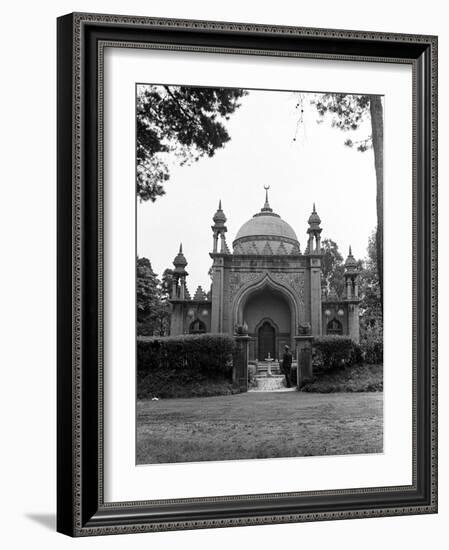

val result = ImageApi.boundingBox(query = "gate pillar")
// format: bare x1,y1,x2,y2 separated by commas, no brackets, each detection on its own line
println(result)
234,331,251,393
294,335,314,388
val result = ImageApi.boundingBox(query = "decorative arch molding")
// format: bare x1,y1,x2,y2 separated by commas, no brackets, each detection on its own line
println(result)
232,273,299,329
254,316,281,336
229,270,304,307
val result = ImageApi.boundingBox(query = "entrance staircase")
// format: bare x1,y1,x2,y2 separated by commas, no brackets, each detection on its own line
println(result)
251,360,287,391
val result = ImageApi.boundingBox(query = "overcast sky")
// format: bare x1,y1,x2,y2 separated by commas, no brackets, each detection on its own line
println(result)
137,88,378,292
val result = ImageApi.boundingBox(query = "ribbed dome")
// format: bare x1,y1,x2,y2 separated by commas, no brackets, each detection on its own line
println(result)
235,213,298,242
233,212,300,255
232,189,300,255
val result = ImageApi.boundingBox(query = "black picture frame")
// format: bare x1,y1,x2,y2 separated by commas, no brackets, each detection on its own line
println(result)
57,12,438,536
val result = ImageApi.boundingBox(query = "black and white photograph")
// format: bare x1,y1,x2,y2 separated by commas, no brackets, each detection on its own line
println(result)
136,84,384,465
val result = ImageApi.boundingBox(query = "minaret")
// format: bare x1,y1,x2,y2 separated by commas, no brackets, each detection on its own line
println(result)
307,203,323,335
344,246,361,343
344,246,359,299
211,200,229,253
172,243,189,300
307,203,322,253
210,200,230,333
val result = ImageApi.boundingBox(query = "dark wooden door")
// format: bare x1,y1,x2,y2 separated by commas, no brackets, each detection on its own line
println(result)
258,321,275,360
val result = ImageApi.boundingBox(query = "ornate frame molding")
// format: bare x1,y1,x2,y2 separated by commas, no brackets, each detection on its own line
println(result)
57,12,437,537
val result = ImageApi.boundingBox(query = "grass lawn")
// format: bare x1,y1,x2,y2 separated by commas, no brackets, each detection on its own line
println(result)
137,391,383,464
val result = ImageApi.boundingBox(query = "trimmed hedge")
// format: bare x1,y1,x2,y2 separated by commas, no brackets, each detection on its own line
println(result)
137,333,237,399
312,335,355,370
300,363,383,393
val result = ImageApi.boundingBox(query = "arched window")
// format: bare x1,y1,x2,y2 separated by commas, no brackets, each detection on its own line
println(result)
327,318,343,335
189,319,206,334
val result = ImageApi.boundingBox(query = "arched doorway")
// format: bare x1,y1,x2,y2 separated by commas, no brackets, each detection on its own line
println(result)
327,318,343,335
258,321,276,360
240,285,292,360
189,319,206,334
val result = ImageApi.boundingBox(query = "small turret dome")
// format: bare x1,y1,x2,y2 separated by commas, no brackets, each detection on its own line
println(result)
173,243,188,275
212,200,227,226
345,246,358,270
308,203,321,228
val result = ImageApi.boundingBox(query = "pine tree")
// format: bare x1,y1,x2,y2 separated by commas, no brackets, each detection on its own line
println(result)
137,85,246,202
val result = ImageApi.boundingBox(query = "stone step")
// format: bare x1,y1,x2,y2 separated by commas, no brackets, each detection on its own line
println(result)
256,368,281,375
254,376,287,391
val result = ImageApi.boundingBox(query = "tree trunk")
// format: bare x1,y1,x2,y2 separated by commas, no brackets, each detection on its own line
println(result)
370,96,384,312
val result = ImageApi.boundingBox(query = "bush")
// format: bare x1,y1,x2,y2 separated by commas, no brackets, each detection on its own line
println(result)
351,342,364,365
138,333,236,374
359,323,383,364
360,330,383,364
300,363,383,393
312,336,355,370
137,333,237,398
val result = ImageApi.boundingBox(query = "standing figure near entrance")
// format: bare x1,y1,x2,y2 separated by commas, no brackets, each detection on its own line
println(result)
281,345,293,388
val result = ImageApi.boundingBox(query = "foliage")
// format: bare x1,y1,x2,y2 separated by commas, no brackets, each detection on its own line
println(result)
314,93,372,150
357,228,383,363
300,363,383,393
137,257,171,336
137,333,237,399
138,372,237,400
320,238,345,296
360,324,383,364
312,335,355,370
137,85,246,201
138,333,236,373
358,228,382,328
312,93,384,306
160,268,174,301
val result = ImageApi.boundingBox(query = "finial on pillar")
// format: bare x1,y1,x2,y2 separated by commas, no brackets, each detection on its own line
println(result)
308,203,321,228
344,245,358,271
173,243,188,272
212,201,227,227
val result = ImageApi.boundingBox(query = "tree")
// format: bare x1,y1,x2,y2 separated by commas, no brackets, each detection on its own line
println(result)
358,228,382,329
161,268,174,301
312,93,384,308
136,257,172,336
358,229,383,361
137,85,246,202
158,268,175,336
321,238,345,297
136,257,161,336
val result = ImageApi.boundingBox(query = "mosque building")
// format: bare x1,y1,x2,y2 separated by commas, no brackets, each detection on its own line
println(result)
169,188,360,361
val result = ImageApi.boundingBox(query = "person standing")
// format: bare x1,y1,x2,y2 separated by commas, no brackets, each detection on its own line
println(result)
281,345,293,388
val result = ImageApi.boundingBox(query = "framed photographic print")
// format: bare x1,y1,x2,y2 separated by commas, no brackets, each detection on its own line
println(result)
57,12,438,536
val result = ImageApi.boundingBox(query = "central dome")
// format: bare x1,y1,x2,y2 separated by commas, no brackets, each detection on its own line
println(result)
233,190,300,255
235,213,298,242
